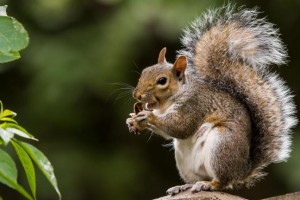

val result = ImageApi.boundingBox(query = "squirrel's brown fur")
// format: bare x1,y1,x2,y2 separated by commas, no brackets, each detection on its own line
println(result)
126,4,297,194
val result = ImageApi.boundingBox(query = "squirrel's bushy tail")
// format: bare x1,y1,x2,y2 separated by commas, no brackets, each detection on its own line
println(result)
179,4,298,186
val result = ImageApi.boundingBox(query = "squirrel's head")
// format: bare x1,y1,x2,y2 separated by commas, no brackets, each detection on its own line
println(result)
133,47,187,110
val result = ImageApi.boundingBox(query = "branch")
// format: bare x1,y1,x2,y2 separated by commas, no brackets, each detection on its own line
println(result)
155,190,300,200
263,192,300,200
154,190,246,200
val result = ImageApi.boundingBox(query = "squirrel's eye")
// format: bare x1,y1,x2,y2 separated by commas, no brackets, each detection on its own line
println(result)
157,77,167,85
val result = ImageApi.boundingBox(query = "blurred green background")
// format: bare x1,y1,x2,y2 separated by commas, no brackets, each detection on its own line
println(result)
0,0,299,199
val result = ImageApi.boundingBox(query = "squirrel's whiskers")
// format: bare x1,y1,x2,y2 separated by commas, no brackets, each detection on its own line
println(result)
107,82,135,104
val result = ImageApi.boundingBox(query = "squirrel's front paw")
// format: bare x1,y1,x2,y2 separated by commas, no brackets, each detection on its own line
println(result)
133,110,153,130
126,115,139,134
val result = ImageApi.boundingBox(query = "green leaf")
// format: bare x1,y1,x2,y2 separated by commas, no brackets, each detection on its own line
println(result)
2,123,37,141
0,50,20,63
0,101,3,115
0,117,17,124
0,149,33,200
0,149,16,184
11,140,36,199
19,142,61,199
0,109,17,118
7,127,37,141
0,6,29,63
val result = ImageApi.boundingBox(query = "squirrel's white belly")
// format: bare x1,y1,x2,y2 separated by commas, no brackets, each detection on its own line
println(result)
173,123,218,183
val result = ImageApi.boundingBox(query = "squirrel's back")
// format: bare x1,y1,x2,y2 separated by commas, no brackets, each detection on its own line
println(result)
178,4,298,186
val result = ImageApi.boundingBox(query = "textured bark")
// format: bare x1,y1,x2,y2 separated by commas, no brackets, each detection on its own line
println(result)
155,191,300,200
263,192,300,200
154,191,246,200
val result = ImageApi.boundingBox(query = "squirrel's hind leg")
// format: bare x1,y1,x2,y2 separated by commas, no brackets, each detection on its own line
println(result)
207,124,251,189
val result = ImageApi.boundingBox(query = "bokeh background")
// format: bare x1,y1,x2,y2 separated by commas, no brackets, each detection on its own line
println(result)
0,0,299,199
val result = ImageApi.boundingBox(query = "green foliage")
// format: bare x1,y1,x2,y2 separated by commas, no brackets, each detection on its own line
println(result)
11,140,36,199
0,149,32,200
0,6,29,63
0,100,61,199
0,5,60,200
19,142,61,199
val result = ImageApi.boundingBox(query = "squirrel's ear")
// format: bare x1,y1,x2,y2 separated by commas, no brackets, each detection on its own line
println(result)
158,47,167,63
173,56,187,80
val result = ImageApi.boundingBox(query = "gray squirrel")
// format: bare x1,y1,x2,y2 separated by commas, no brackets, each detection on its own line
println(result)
126,5,298,195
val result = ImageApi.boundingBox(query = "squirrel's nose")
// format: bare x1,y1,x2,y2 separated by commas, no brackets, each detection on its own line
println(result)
133,89,142,100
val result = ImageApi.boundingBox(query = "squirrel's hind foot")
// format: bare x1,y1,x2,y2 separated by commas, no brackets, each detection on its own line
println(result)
166,181,221,196
166,184,193,196
191,180,221,193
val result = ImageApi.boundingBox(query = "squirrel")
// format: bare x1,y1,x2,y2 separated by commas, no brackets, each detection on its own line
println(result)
126,4,298,195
